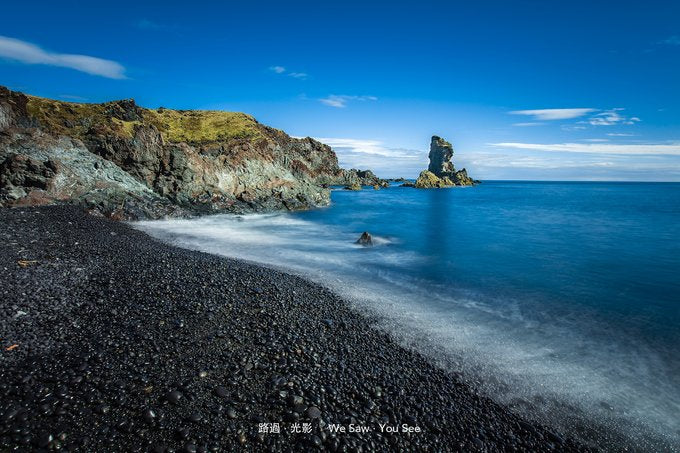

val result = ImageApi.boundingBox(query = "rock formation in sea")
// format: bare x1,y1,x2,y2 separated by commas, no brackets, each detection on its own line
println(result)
356,231,373,246
0,87,385,219
413,136,477,188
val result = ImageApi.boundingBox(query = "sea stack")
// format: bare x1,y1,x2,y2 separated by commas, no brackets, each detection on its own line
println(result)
414,136,476,188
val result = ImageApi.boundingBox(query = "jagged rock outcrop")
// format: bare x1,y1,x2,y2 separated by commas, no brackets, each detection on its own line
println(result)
356,231,373,246
415,170,454,188
0,87,379,219
335,168,389,188
413,136,477,188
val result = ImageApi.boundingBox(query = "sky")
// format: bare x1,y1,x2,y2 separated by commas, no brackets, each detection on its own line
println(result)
1,0,680,180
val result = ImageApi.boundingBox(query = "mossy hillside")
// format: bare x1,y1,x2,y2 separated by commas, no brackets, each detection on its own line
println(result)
25,95,263,144
143,109,263,143
26,96,132,139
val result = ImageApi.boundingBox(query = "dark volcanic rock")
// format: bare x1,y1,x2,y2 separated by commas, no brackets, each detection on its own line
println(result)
356,231,373,246
413,136,477,187
0,205,597,452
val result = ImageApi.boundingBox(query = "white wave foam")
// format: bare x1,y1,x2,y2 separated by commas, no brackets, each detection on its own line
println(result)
133,212,680,450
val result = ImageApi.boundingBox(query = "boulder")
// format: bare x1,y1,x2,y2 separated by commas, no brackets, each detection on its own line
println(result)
344,183,362,191
356,231,373,246
414,170,454,188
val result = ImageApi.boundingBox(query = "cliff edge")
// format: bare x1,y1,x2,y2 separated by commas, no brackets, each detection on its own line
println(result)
0,87,378,219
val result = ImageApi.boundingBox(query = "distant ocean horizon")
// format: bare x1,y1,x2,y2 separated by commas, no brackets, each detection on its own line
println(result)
136,180,680,450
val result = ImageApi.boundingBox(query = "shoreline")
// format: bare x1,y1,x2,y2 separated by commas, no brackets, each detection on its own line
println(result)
1,205,590,451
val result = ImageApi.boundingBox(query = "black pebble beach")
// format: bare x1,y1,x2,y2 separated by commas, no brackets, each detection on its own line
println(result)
0,206,591,452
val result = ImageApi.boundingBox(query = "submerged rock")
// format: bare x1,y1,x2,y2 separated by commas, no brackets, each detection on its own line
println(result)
356,231,373,246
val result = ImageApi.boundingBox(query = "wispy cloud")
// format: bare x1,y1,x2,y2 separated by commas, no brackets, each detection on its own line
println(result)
607,133,636,137
510,107,642,128
288,72,308,79
269,65,286,74
459,151,680,181
0,35,126,79
660,35,680,46
586,108,640,126
313,137,425,176
490,142,680,155
319,95,377,108
268,66,307,79
513,122,545,127
561,124,588,131
510,108,595,120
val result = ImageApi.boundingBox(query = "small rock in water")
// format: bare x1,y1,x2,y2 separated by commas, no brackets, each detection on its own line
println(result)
356,232,373,247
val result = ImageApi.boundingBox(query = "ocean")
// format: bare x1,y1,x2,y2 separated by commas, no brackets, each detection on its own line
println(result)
135,181,680,450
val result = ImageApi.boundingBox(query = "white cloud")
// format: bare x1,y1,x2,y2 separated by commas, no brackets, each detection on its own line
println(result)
269,65,286,74
587,108,640,126
319,95,378,108
513,122,544,127
464,152,618,170
490,142,680,155
457,151,680,181
269,66,308,79
510,108,595,120
582,138,609,142
510,108,642,128
607,133,636,137
561,124,588,131
0,35,126,79
312,137,425,176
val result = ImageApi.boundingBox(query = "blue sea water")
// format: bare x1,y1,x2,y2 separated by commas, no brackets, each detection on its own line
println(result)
136,181,680,450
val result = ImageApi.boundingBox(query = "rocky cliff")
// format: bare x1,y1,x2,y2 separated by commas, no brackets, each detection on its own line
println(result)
0,87,380,219
413,136,477,188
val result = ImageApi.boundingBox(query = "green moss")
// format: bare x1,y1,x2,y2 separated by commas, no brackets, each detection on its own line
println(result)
142,109,262,143
25,94,263,144
26,96,135,139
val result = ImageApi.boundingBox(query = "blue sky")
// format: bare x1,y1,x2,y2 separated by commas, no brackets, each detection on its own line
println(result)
1,0,679,180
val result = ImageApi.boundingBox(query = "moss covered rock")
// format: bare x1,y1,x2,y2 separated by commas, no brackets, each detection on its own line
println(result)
414,170,451,188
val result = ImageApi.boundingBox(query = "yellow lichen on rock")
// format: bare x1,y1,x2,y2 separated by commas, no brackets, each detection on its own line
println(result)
414,170,452,188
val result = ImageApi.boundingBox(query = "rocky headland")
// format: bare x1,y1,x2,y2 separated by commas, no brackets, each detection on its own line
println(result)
408,136,477,188
0,87,385,220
